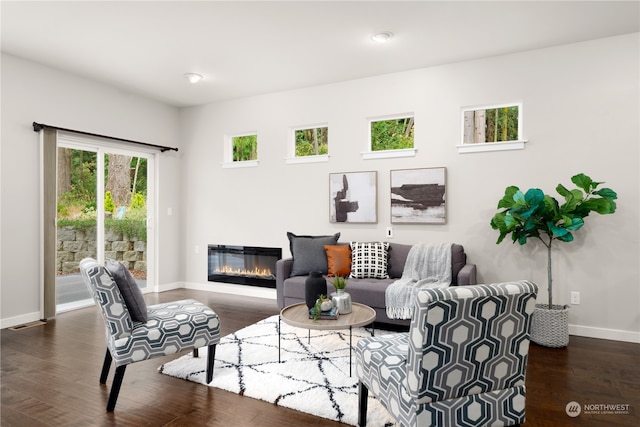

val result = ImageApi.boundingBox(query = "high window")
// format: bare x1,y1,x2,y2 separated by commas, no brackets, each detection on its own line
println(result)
285,124,329,164
232,134,258,161
224,132,259,168
459,103,525,153
363,114,417,160
295,126,328,157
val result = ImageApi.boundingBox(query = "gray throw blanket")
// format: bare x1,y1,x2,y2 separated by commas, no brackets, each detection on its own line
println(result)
385,242,452,319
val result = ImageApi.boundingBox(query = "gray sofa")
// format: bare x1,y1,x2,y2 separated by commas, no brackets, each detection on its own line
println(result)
276,242,477,326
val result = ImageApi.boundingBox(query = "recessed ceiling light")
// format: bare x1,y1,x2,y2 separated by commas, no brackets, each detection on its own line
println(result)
371,32,393,43
184,73,204,84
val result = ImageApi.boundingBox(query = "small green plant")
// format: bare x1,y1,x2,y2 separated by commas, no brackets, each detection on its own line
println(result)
131,193,145,209
490,173,617,308
125,206,147,221
79,205,97,220
312,299,322,322
312,294,331,322
104,191,115,214
331,276,348,290
57,219,96,233
57,203,69,217
107,219,147,240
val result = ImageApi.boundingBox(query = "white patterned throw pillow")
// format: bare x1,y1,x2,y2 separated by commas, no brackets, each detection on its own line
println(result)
349,242,390,279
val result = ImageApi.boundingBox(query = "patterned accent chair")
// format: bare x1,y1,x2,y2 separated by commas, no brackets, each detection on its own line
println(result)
355,281,538,427
79,258,221,411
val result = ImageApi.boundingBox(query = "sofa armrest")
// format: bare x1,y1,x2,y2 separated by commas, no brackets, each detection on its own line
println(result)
276,258,294,309
456,263,477,286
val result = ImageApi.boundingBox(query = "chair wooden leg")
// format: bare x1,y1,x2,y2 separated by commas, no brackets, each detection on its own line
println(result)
100,349,112,384
206,344,216,384
106,365,127,412
358,381,369,427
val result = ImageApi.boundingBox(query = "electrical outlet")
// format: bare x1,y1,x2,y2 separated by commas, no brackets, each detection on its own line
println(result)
570,292,580,305
386,227,393,239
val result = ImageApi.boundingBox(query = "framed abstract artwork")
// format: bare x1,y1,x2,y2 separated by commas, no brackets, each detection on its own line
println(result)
390,167,446,224
329,171,377,223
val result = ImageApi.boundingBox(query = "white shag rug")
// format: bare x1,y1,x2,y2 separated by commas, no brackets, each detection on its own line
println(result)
159,315,399,426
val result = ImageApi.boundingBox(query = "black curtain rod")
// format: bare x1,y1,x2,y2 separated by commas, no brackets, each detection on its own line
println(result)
32,122,179,153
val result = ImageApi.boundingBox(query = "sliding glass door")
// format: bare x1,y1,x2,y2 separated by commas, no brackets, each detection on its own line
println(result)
55,134,154,312
56,146,97,310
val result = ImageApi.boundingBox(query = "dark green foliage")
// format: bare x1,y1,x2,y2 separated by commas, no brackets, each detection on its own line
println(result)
58,149,148,219
131,157,147,194
70,149,97,201
295,127,328,156
490,173,617,307
233,135,258,161
491,173,616,246
371,117,414,151
485,106,519,142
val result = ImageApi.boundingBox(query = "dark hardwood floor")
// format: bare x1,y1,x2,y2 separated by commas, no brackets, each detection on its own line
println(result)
2,289,639,426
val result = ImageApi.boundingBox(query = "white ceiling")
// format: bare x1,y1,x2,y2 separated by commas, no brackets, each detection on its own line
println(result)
2,1,638,108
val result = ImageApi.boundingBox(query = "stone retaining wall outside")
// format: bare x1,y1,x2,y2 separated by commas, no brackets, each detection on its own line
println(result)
57,225,147,273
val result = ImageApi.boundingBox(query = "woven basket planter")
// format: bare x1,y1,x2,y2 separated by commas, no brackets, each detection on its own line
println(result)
530,304,569,348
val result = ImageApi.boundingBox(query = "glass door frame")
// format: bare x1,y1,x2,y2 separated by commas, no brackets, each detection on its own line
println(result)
55,132,157,302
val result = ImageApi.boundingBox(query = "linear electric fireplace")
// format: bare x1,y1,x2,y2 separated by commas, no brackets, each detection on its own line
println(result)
208,245,282,288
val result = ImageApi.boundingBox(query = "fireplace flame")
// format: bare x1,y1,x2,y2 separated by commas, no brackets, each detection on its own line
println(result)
214,265,274,279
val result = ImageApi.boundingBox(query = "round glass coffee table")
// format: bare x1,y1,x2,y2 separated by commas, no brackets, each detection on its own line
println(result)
279,302,376,376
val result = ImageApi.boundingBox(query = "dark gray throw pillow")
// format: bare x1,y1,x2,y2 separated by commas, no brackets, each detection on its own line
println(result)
287,232,340,276
105,259,148,323
388,243,411,279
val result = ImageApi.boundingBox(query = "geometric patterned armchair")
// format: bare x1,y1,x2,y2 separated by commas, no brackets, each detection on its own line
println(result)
79,258,221,411
356,280,538,427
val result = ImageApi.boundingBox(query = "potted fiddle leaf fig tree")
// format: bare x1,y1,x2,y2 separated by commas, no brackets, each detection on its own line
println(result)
490,173,617,347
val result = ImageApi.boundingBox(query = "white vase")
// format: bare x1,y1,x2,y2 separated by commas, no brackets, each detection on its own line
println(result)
320,300,333,311
331,289,352,314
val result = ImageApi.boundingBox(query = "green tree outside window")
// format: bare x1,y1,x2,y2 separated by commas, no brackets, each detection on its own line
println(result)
233,135,258,161
295,127,328,156
371,117,414,151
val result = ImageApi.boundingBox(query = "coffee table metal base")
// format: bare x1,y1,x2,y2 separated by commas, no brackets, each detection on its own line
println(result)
278,302,377,377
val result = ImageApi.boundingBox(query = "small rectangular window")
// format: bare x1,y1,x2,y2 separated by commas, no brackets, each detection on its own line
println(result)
463,104,520,144
232,134,257,162
295,126,328,157
370,115,414,151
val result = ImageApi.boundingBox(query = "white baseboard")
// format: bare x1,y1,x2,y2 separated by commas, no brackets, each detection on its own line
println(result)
153,281,184,293
1,311,43,329
56,298,95,313
569,324,640,344
183,281,277,300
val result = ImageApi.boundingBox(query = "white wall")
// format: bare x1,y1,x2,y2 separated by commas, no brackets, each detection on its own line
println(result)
0,54,182,327
2,34,638,342
180,34,639,342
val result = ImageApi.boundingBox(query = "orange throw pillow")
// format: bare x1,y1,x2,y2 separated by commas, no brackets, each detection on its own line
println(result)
324,245,352,277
